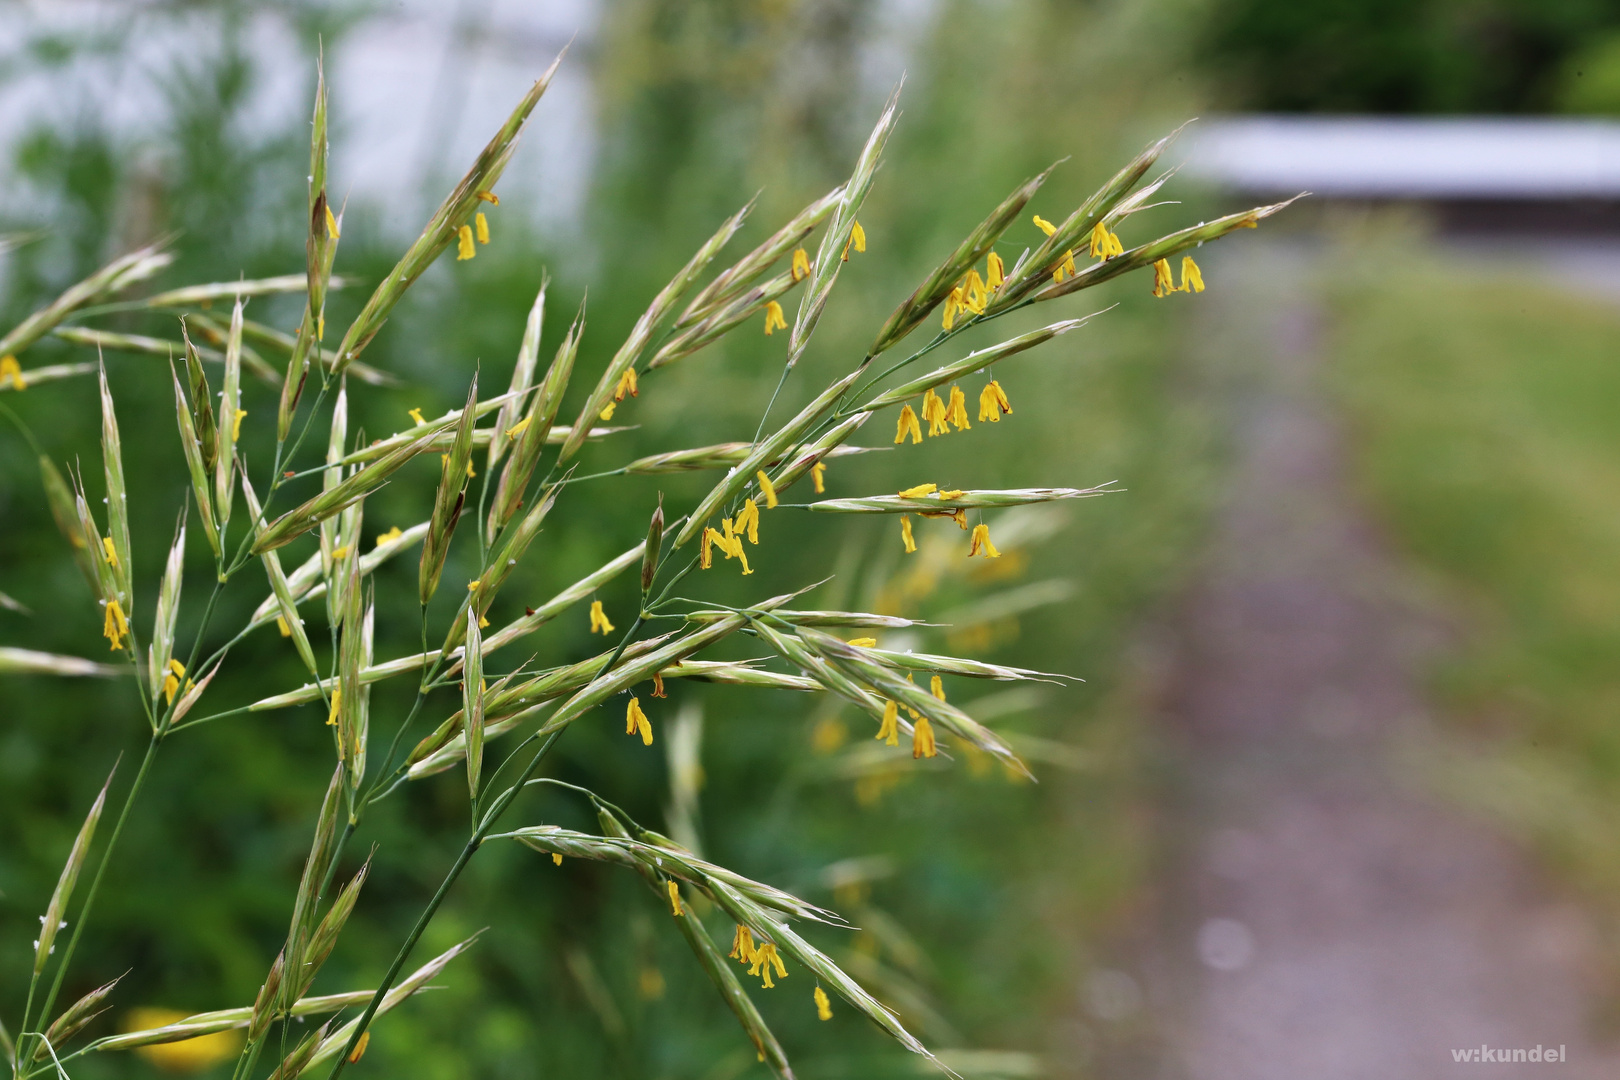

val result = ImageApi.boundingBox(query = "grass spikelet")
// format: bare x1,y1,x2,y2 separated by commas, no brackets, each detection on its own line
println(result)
34,765,114,975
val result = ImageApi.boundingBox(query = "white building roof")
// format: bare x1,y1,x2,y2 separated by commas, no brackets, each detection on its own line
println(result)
1179,116,1620,199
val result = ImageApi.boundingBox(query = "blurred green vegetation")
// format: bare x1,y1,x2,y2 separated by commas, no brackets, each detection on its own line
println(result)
0,3,1226,1078
1329,243,1620,951
1190,0,1620,113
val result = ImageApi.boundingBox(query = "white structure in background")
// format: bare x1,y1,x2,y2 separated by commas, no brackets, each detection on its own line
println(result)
1179,116,1620,201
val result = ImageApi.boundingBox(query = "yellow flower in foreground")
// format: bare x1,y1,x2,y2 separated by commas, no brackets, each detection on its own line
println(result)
666,879,682,916
876,700,899,745
791,247,811,281
408,407,426,426
736,498,760,545
763,300,788,336
978,380,1011,422
233,408,247,440
456,224,475,261
968,522,1000,559
1180,255,1205,293
841,220,866,261
326,687,342,726
1151,258,1175,298
900,515,916,554
324,203,341,240
614,366,638,401
811,461,827,494
912,715,937,759
589,600,615,635
126,1008,242,1073
947,385,970,431
898,482,937,498
749,941,787,988
627,696,653,745
103,598,129,650
755,469,778,509
931,675,946,702
0,355,25,390
102,536,119,570
1032,214,1056,237
475,211,490,245
921,389,949,436
814,986,833,1021
985,251,1005,289
375,525,403,548
730,924,757,964
895,405,922,445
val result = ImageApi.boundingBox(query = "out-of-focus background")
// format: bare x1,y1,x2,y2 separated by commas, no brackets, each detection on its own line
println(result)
5,1,1620,1078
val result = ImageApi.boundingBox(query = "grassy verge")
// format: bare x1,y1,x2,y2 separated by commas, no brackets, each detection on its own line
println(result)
1329,243,1620,928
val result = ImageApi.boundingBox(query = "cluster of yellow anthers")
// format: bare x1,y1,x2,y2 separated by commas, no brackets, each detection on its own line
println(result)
160,659,193,706
729,924,789,989
891,482,1001,561
699,470,779,574
0,354,24,390
1151,255,1204,298
894,379,1009,445
455,191,499,261
588,599,615,635
870,668,948,759
940,252,1000,331
599,366,640,421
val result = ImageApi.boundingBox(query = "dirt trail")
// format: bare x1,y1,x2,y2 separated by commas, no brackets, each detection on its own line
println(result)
1089,245,1617,1079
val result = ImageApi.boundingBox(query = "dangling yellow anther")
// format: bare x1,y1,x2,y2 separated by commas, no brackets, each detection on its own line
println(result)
1152,258,1175,298
730,924,757,964
614,366,638,401
408,407,426,426
947,385,970,431
877,700,900,745
327,687,342,726
814,986,833,1021
589,600,615,634
456,225,475,261
921,388,949,436
841,220,866,261
103,598,129,650
234,408,247,440
102,537,119,570
1053,249,1077,283
749,941,787,988
978,380,1011,422
912,715,937,758
969,522,1001,559
506,416,532,440
475,212,490,245
1032,214,1057,237
1179,255,1205,293
895,405,922,445
599,401,616,421
985,252,1005,289
763,300,788,336
900,516,916,554
755,470,778,509
476,191,499,205
627,696,653,745
277,616,291,637
963,270,988,314
736,498,760,545
942,286,964,330
552,852,563,865
1088,220,1123,260
899,483,937,498
0,355,24,390
791,248,811,281
375,526,403,548
162,659,189,705
324,204,341,240
347,1032,369,1064
810,461,827,494
930,675,946,702
666,879,682,916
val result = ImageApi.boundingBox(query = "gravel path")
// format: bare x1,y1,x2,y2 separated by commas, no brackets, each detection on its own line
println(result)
1086,245,1618,1079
